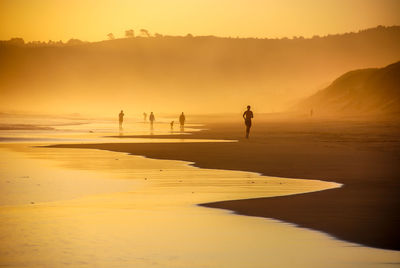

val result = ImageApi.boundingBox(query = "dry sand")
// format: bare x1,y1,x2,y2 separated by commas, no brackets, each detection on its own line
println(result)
50,116,400,250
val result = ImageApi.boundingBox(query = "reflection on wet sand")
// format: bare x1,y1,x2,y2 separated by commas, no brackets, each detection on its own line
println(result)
1,144,399,267
0,116,205,145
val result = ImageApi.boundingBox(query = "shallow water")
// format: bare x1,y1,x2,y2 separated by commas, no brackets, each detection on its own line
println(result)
0,115,210,144
1,144,399,267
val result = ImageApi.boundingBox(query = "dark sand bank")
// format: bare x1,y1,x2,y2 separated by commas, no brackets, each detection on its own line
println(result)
48,117,400,250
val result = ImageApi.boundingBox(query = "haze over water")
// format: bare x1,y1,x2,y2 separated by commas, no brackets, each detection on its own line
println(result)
0,114,220,144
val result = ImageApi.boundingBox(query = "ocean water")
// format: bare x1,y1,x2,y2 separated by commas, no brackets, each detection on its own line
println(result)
0,114,229,144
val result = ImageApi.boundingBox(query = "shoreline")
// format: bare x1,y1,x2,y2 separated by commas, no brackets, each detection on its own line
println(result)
3,143,399,267
47,119,400,250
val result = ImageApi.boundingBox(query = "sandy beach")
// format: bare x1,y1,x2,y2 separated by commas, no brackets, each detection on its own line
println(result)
0,115,399,267
50,116,400,250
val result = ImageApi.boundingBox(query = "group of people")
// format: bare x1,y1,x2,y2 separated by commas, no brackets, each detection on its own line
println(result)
118,111,186,131
118,105,254,138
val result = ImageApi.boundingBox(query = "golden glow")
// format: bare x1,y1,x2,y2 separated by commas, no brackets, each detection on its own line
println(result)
1,144,398,267
0,0,399,116
0,0,399,41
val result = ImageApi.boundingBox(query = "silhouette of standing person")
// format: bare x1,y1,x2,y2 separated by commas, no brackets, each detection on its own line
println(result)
243,105,253,139
143,112,147,122
179,112,186,132
119,110,124,129
170,121,174,132
149,112,155,129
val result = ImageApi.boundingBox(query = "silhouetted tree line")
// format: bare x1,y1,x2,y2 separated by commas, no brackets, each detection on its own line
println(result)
0,25,398,48
0,37,87,47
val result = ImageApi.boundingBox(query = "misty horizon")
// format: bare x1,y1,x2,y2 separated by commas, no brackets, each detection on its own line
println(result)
1,25,400,117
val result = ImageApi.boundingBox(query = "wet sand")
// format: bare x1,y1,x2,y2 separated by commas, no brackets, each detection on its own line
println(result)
2,144,400,267
2,144,374,268
50,117,400,250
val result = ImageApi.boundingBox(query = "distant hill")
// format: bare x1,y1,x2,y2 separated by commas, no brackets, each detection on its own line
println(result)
295,61,400,118
1,26,400,115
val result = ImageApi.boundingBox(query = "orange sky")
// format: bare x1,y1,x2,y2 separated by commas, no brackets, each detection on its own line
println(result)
0,0,399,42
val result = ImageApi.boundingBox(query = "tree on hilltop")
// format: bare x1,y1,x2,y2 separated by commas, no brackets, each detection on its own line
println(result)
125,29,134,38
140,29,150,37
107,33,115,40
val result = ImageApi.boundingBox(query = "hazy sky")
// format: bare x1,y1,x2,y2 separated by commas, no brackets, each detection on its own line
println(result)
0,0,399,42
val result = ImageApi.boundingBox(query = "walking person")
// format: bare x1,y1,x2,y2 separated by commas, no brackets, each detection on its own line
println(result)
149,112,155,129
119,110,124,129
179,112,186,132
242,105,253,139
